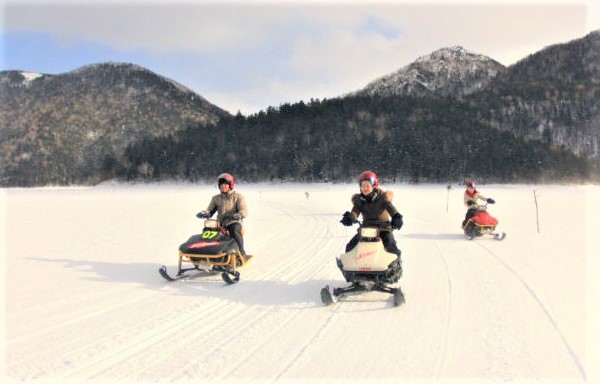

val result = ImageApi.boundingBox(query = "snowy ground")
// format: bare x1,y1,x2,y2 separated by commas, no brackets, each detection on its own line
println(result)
2,182,600,384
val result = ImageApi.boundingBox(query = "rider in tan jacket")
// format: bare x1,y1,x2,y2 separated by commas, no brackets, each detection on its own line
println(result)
197,173,248,256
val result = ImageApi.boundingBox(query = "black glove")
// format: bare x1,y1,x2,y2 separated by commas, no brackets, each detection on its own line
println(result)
391,213,403,230
231,213,243,220
341,211,355,226
487,198,495,204
196,211,210,219
467,200,475,205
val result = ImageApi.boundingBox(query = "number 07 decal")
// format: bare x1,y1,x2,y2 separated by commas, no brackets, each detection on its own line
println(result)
202,230,218,239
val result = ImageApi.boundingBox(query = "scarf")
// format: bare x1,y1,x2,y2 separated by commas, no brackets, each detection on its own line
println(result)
465,189,478,199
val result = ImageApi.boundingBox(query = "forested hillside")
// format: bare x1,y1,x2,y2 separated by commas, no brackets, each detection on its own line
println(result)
1,32,598,186
120,95,593,184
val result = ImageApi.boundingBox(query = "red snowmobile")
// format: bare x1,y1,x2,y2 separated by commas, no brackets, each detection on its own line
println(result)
462,203,506,241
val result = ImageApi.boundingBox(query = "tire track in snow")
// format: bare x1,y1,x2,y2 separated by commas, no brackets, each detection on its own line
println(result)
46,298,242,382
211,307,316,381
121,198,342,381
11,283,250,379
48,280,293,382
430,240,453,380
410,211,585,379
111,298,289,381
16,191,374,381
6,290,169,375
242,199,341,284
135,198,338,379
473,241,587,381
232,201,310,282
6,289,156,345
272,302,344,381
198,199,346,380
408,216,454,380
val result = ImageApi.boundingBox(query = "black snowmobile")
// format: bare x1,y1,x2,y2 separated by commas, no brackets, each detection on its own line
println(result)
321,222,405,307
159,219,252,284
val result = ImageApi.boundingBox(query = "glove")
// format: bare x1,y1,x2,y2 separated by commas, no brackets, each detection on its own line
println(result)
341,211,355,226
467,200,475,205
196,211,210,219
487,198,495,204
231,213,243,220
391,213,403,230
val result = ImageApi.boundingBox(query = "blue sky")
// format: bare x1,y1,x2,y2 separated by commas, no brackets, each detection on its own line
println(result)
1,0,598,115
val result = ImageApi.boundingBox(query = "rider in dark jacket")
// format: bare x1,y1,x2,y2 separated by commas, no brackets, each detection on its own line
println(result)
341,171,403,258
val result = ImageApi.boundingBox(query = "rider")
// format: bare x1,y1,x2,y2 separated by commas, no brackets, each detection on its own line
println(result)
341,171,403,259
196,173,248,258
461,180,496,228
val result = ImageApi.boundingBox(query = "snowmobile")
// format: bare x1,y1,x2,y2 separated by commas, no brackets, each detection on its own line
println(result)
159,219,252,284
462,203,506,241
321,223,405,307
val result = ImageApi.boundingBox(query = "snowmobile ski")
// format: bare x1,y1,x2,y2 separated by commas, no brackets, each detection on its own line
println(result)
320,283,405,307
320,285,335,306
393,287,406,306
221,270,241,284
494,232,507,241
465,231,506,241
159,265,190,281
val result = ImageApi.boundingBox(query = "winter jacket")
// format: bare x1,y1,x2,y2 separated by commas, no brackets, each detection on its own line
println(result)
204,190,248,227
349,189,399,231
464,189,488,209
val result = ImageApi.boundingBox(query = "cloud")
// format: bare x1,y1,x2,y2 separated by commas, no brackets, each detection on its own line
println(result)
2,0,597,114
5,2,589,61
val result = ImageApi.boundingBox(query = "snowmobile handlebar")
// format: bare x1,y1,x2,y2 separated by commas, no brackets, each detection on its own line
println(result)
477,203,489,211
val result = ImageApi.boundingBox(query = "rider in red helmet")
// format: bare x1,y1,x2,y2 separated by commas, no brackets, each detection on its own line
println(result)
341,171,403,260
197,173,248,257
461,179,495,231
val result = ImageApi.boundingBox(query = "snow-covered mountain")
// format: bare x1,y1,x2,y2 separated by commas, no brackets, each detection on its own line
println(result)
0,62,230,185
355,46,505,98
351,31,600,162
481,30,600,160
1,32,598,187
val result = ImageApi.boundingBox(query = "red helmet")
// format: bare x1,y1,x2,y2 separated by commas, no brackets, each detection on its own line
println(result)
217,173,235,189
466,180,476,189
358,171,379,188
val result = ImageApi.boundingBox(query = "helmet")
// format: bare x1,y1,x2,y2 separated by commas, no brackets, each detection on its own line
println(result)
358,171,379,188
217,173,235,189
466,180,476,189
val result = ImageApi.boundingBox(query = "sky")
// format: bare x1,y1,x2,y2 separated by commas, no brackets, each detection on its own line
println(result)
1,0,599,115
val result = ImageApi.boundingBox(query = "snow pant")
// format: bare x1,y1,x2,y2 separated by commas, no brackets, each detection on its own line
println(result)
462,208,478,228
345,231,401,258
226,222,246,256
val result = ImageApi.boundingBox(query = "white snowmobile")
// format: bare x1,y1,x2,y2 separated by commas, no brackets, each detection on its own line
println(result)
159,219,252,284
321,223,405,307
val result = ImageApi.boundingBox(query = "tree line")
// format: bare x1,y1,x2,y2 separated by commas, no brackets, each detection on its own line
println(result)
116,95,594,184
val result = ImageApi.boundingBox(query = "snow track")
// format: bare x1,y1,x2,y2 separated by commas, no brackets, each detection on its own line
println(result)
473,240,586,381
3,184,596,383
